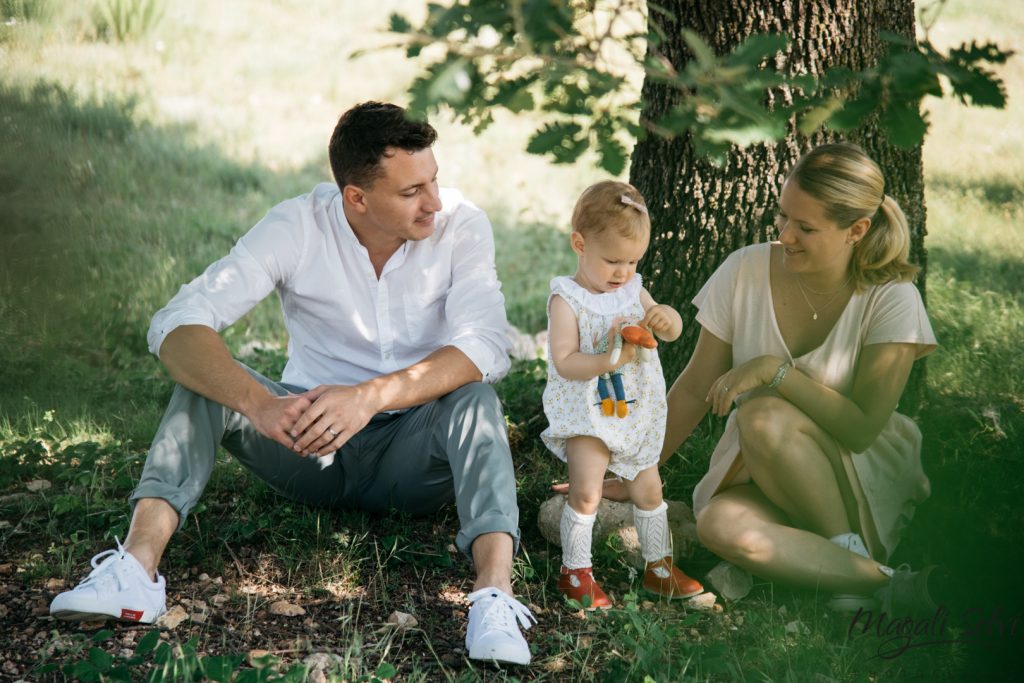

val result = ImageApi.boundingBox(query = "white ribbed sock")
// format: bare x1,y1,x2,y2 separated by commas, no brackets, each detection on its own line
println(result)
634,501,671,563
560,504,596,570
829,532,869,558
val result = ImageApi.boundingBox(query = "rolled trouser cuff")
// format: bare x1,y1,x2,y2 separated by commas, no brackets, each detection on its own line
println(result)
128,485,193,532
455,511,521,559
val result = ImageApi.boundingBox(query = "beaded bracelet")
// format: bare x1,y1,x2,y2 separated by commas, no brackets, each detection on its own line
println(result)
768,360,792,390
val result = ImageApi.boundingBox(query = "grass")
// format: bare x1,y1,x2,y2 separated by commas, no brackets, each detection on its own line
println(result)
1,0,1022,680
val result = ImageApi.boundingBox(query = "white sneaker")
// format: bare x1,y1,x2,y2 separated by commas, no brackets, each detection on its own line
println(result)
826,532,878,612
50,540,166,623
465,587,535,665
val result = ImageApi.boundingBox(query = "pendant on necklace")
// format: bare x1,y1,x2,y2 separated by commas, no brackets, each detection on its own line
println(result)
812,313,818,320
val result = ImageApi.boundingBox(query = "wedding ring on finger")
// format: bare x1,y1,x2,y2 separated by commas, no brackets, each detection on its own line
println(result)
327,427,339,437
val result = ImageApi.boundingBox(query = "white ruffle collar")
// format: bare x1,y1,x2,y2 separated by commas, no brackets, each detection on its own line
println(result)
550,274,642,314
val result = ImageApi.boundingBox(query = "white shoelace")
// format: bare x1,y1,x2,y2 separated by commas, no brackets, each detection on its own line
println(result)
76,538,132,592
467,588,536,633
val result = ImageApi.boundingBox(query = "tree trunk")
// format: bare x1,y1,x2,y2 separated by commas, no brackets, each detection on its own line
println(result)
631,0,927,410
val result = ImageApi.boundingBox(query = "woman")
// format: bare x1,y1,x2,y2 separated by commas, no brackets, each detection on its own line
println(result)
566,142,938,613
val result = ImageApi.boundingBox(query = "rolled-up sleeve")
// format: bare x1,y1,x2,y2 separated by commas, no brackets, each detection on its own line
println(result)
147,201,305,358
444,207,512,383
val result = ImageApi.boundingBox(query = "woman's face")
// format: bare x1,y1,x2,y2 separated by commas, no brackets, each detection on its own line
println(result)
774,180,855,277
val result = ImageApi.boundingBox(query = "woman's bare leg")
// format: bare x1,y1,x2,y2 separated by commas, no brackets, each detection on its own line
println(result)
736,397,853,539
697,484,888,594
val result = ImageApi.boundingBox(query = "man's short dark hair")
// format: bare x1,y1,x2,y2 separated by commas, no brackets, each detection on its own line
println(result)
328,102,438,190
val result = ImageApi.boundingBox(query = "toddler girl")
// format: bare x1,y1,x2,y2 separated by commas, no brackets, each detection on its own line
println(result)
542,180,703,608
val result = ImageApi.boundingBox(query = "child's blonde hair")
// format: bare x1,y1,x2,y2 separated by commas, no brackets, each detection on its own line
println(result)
571,180,651,240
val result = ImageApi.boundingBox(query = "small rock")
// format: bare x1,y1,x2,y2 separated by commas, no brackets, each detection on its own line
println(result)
198,573,210,582
247,649,272,666
155,605,188,629
211,594,230,607
27,479,52,492
705,561,753,601
0,564,13,575
269,600,305,617
44,578,66,591
303,653,344,683
2,660,19,676
387,610,418,629
785,619,809,636
686,592,717,611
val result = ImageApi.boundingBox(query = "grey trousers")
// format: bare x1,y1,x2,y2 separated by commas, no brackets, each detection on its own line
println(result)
131,365,521,556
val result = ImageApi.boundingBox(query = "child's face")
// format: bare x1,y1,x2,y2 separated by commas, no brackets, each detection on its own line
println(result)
571,230,649,294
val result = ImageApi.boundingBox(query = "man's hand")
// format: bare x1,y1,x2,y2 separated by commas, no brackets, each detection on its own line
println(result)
246,393,314,450
289,384,382,455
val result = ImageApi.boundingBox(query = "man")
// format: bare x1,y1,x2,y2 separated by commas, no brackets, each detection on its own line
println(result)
50,102,535,665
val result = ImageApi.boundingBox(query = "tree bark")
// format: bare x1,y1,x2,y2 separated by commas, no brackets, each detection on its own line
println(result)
631,0,927,410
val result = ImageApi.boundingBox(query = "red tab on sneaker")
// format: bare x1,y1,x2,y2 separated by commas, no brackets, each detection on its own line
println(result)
120,608,144,621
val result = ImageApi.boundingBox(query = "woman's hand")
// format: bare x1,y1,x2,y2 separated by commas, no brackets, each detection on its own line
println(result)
706,355,785,416
551,477,630,503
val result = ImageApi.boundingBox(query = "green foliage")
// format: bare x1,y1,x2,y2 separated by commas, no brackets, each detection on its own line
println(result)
93,0,165,42
811,31,1012,147
377,0,1012,164
1,0,58,22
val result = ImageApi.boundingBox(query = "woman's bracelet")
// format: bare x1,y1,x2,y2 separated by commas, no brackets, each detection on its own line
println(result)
768,360,792,390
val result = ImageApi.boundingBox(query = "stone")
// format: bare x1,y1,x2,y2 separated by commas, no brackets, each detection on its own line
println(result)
387,610,419,629
155,605,188,629
785,619,809,636
537,495,700,569
303,653,345,683
686,592,718,611
705,561,754,601
269,600,305,617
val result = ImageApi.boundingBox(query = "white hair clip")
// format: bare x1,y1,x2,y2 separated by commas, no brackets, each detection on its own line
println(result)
620,195,648,215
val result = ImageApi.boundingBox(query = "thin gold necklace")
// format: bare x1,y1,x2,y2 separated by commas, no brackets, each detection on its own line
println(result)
795,274,852,321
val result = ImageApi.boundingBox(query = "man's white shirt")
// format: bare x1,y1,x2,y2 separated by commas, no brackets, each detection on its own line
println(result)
148,183,512,390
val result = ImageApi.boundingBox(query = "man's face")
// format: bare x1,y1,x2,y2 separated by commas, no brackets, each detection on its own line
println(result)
352,147,442,245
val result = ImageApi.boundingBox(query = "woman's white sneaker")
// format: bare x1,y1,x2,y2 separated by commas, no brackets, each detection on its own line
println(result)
49,540,166,623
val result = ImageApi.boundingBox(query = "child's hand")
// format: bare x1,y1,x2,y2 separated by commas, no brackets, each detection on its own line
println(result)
642,304,682,341
604,326,636,370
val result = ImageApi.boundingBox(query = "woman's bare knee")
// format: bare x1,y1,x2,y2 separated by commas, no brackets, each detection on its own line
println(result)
736,397,793,456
